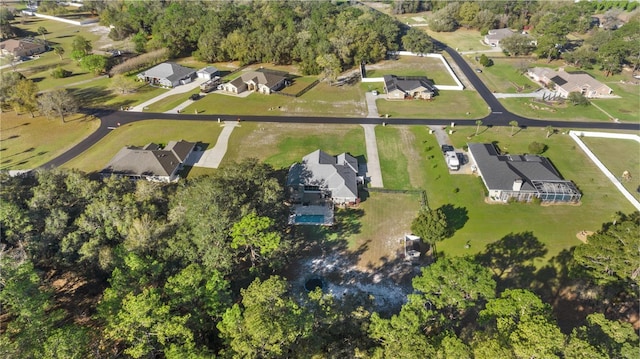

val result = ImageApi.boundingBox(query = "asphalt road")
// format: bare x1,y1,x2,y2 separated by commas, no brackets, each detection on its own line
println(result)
40,43,639,169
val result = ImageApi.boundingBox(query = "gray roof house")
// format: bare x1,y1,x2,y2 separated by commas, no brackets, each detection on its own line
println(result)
287,150,361,205
101,140,195,182
484,28,517,47
527,67,613,98
137,62,196,88
468,143,581,203
221,70,287,95
383,75,436,100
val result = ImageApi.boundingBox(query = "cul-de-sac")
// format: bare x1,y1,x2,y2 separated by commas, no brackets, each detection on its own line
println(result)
1,1,639,357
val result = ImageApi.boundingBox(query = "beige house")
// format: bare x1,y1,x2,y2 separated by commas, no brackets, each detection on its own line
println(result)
383,75,436,100
0,38,46,57
527,67,613,98
221,70,287,95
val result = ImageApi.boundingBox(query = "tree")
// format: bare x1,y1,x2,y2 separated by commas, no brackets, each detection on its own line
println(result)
573,212,640,288
108,74,137,94
410,207,449,256
230,211,281,267
528,141,546,155
568,313,639,358
0,71,25,111
0,7,16,39
80,54,108,74
429,3,459,32
71,35,92,58
545,125,554,138
479,53,493,67
218,276,312,358
568,91,589,106
475,120,483,136
38,88,78,122
478,289,564,359
315,53,342,84
10,79,39,117
37,26,48,41
53,46,65,60
401,27,434,55
500,34,536,56
509,120,519,136
457,2,480,28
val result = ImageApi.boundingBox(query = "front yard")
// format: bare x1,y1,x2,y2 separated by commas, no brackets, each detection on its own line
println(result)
375,90,489,119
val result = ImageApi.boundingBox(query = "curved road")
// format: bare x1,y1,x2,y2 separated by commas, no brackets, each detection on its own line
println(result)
40,42,639,168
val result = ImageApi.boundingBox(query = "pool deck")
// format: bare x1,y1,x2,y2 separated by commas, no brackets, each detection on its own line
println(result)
289,203,334,225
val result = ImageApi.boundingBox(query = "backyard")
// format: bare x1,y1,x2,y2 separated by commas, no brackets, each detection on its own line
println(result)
364,55,458,86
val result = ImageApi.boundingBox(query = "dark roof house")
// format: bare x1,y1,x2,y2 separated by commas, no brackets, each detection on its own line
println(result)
137,62,196,88
101,140,195,182
287,150,360,205
468,143,581,203
383,75,436,100
0,38,46,57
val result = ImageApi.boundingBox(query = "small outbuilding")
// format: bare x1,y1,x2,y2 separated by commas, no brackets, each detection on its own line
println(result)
196,66,219,80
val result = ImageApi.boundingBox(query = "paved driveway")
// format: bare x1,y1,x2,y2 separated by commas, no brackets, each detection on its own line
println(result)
129,78,206,112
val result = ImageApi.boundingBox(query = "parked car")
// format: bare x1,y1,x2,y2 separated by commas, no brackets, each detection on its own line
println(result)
475,68,482,73
189,93,200,101
441,144,454,153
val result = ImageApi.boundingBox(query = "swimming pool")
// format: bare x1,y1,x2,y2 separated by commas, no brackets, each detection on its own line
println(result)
294,214,326,224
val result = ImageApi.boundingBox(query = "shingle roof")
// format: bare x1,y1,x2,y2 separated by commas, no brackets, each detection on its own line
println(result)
101,140,195,178
140,62,195,82
288,150,359,200
0,38,45,54
197,66,219,75
383,75,435,95
240,71,286,89
486,28,516,41
529,67,612,95
468,143,564,191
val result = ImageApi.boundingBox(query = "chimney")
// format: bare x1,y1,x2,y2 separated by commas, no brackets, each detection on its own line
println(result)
513,178,523,191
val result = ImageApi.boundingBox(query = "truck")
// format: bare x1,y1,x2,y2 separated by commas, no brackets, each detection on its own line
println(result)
445,151,460,171
200,76,221,93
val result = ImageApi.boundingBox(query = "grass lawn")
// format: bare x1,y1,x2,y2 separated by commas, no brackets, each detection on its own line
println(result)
375,90,489,119
580,137,640,201
222,122,366,170
10,17,104,91
145,89,201,113
63,120,224,173
417,125,638,261
0,112,99,170
348,191,423,268
424,28,490,52
376,125,425,190
365,55,458,86
590,81,640,123
183,81,367,117
472,57,537,93
499,98,613,122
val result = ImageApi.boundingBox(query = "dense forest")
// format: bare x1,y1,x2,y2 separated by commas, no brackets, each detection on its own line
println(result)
1,167,638,358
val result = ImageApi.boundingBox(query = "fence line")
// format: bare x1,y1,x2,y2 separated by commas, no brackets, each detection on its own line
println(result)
32,13,99,26
568,131,640,211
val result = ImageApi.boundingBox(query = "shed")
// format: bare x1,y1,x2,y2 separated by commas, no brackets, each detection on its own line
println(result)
197,66,219,80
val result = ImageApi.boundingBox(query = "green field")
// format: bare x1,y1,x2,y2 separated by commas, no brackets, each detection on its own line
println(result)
221,122,366,170
0,112,99,170
472,57,537,93
365,55,457,86
375,90,489,119
63,120,225,173
580,137,640,201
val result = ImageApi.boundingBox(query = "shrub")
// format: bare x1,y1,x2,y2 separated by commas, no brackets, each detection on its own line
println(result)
51,67,71,79
528,141,547,155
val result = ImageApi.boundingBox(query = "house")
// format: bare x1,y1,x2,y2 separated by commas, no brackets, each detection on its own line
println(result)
527,67,613,98
0,38,46,58
467,143,581,203
287,150,361,206
484,28,517,47
220,70,287,95
100,140,195,182
137,62,196,88
196,66,219,80
383,75,436,100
